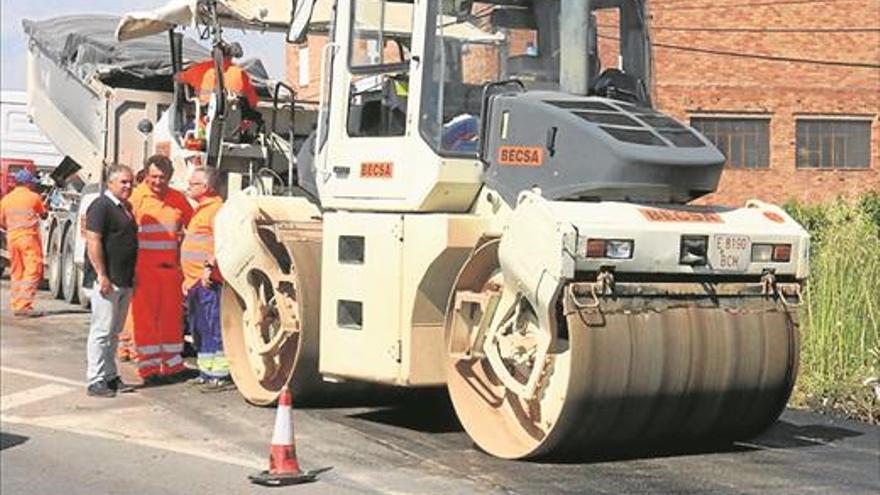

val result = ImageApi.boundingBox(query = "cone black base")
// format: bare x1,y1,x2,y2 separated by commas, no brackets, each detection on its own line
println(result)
248,467,332,487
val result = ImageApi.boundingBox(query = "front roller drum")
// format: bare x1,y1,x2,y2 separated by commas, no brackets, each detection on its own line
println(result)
445,241,799,459
222,240,323,405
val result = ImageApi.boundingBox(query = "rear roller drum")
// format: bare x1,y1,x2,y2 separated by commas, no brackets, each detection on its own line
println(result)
445,241,799,459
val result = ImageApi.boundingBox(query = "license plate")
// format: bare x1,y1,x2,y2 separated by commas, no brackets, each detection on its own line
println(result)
711,234,751,271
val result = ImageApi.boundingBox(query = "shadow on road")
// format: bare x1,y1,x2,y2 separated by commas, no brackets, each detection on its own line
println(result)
298,384,448,410
0,432,30,451
347,390,463,434
334,397,867,464
41,308,90,316
742,420,863,449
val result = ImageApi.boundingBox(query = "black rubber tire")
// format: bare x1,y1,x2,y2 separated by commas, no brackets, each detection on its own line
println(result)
77,273,91,309
47,224,64,299
61,229,80,305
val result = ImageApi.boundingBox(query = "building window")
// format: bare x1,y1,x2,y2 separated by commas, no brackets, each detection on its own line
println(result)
796,119,871,169
690,117,770,169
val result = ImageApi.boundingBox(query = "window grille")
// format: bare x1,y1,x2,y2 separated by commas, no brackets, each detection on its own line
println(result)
691,117,770,169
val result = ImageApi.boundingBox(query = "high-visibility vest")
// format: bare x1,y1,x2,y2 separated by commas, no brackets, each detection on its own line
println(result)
180,193,223,291
129,183,193,267
200,65,259,109
0,186,46,243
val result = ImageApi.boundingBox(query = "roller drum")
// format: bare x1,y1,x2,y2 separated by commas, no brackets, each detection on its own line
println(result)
222,238,323,405
548,294,799,454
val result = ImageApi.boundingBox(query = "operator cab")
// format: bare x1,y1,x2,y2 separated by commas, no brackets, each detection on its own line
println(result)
421,0,655,156
304,0,721,212
421,0,724,205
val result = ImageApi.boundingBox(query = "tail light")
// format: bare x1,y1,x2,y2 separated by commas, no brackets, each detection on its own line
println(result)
586,239,634,259
752,243,792,262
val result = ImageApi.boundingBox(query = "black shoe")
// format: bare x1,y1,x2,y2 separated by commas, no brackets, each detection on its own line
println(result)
13,309,44,318
141,375,167,387
87,381,117,398
163,368,199,384
107,376,135,393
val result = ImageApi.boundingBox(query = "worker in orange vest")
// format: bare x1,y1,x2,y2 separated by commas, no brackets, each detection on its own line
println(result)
129,155,193,384
176,42,260,143
181,167,232,391
198,63,259,111
0,169,47,317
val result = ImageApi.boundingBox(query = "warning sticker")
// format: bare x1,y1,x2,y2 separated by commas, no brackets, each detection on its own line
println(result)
639,208,724,223
498,146,543,167
763,211,786,223
360,162,393,179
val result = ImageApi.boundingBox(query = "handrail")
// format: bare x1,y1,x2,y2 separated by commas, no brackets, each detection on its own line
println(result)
315,41,338,180
269,81,297,186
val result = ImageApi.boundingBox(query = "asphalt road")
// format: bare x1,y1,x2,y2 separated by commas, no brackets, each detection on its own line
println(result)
1,281,878,494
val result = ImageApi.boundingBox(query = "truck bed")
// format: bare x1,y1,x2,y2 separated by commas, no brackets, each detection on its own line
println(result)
22,16,207,179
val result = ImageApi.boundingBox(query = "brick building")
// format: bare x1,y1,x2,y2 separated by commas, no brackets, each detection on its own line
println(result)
284,0,879,205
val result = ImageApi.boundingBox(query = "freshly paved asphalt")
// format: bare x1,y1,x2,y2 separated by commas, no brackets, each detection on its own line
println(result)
2,280,878,494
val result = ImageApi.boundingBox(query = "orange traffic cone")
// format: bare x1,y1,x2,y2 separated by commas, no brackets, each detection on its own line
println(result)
249,387,331,486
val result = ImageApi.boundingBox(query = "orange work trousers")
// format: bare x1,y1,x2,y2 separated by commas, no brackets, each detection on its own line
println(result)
8,235,43,312
117,307,136,360
131,265,185,378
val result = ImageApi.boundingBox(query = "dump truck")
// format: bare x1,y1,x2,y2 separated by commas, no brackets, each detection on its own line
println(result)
116,0,809,459
20,16,200,305
20,15,287,305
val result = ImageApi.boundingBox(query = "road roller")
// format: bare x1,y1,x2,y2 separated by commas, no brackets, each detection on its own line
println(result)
119,0,809,459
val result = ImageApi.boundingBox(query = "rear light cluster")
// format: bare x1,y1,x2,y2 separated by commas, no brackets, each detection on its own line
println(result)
752,243,792,262
586,239,634,259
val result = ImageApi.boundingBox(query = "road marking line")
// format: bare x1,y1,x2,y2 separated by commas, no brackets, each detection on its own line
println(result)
0,365,86,387
1,412,265,470
0,383,76,412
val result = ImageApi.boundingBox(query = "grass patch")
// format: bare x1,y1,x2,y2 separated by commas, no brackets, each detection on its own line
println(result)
784,196,880,423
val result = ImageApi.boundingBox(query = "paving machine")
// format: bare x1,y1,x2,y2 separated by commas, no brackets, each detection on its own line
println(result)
117,0,808,459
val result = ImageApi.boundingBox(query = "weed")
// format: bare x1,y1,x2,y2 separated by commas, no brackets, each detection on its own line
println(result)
786,196,880,423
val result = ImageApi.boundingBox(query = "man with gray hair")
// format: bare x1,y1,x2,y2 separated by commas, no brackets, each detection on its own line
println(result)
84,164,138,397
181,166,232,390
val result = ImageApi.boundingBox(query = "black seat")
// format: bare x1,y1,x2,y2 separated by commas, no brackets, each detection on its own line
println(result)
591,68,645,104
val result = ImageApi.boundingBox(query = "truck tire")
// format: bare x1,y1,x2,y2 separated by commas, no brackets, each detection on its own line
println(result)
61,229,80,305
47,225,64,299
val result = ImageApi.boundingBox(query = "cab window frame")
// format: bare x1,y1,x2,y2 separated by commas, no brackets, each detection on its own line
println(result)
347,0,412,75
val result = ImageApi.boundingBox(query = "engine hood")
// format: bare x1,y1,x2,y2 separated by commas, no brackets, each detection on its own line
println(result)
481,91,725,206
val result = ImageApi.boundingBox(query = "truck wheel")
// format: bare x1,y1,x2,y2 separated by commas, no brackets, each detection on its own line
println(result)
47,225,64,299
61,230,80,305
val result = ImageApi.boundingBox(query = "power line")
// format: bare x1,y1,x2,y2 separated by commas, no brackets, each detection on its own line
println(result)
598,24,880,33
652,0,862,12
597,34,880,69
